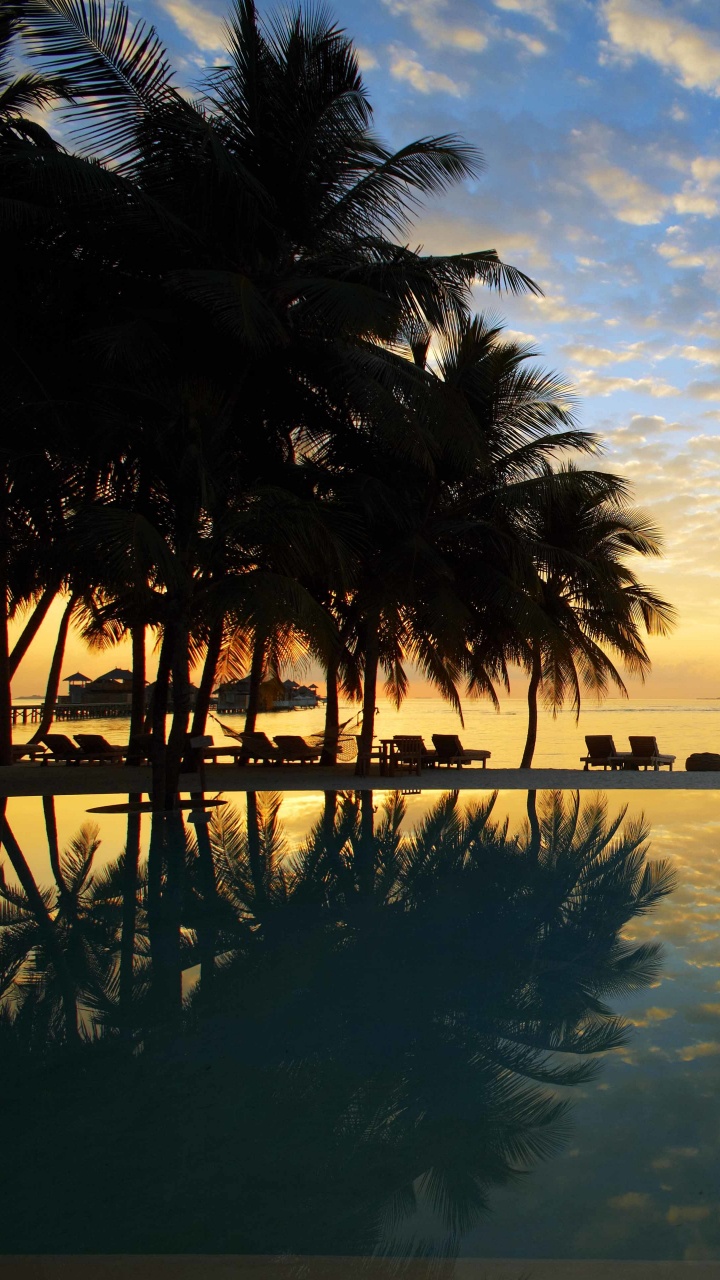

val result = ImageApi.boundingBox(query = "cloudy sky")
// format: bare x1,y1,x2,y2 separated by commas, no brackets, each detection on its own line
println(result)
18,0,720,697
148,0,720,697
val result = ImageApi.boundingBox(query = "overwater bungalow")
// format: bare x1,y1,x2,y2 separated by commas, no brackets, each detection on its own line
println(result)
216,677,321,713
61,668,136,706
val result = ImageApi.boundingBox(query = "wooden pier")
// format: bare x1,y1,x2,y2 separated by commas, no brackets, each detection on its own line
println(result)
11,703,131,725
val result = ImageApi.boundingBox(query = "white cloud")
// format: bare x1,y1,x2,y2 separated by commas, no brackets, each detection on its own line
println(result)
574,372,681,398
602,0,720,96
159,0,224,51
506,29,547,56
584,163,669,225
691,157,720,183
667,1204,712,1224
528,293,599,323
382,0,488,51
417,218,551,272
673,190,718,216
493,0,557,31
608,1191,654,1212
680,345,720,369
657,245,708,269
502,328,539,346
657,236,720,272
686,380,720,402
356,46,379,71
562,342,643,368
388,48,466,96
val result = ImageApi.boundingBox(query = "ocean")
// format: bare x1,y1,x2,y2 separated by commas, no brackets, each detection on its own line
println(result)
13,693,720,771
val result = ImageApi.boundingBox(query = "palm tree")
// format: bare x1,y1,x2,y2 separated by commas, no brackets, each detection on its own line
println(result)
516,466,676,767
10,0,539,797
343,314,595,770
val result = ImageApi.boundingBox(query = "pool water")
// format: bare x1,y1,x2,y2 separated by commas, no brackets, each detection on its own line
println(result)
0,786,718,1262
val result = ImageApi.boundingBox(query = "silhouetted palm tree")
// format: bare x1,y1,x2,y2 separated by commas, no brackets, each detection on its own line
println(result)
516,466,676,766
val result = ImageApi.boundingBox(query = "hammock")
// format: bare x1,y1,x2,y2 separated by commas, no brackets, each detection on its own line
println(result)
307,730,358,762
210,712,359,761
209,713,245,744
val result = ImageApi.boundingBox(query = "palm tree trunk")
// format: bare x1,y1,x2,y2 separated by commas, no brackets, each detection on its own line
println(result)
190,794,218,1003
243,629,266,735
526,789,541,860
164,620,192,810
119,797,141,1045
0,556,12,768
320,653,340,765
9,585,56,678
520,643,542,769
128,623,146,756
355,621,379,777
192,616,224,738
29,593,77,745
246,791,267,910
150,625,173,808
147,809,183,1032
0,806,79,1046
357,790,376,897
43,794,64,900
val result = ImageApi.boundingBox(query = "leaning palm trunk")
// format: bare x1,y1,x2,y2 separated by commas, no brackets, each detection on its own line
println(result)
243,629,266,735
526,790,541,859
0,805,79,1046
246,791,268,911
0,551,12,768
355,621,379,776
164,620,192,810
190,791,218,1003
9,583,57,678
320,653,340,765
29,593,78,745
146,809,184,1033
520,642,543,769
192,616,224,739
119,798,141,1045
150,625,173,808
127,623,146,758
42,794,69,913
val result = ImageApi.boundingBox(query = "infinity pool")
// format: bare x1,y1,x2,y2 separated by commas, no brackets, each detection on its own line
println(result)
0,787,718,1265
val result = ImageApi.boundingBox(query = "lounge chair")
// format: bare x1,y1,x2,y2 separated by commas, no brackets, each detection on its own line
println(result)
392,735,437,776
272,734,322,764
39,733,88,765
626,736,675,771
11,742,46,762
195,734,248,765
237,731,282,764
581,735,625,770
431,734,491,769
74,733,126,762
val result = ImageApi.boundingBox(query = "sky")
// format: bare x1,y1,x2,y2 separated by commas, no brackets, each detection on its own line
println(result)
13,0,720,697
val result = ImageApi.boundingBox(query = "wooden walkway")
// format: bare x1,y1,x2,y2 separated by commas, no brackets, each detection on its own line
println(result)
11,703,132,725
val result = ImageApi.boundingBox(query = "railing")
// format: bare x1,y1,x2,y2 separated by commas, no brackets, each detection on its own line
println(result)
11,703,132,724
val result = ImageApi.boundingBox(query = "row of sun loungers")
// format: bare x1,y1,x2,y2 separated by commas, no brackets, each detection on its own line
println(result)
581,735,676,771
8,730,683,774
9,731,491,772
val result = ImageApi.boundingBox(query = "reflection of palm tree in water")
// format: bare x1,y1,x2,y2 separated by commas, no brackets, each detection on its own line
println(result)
0,789,674,1257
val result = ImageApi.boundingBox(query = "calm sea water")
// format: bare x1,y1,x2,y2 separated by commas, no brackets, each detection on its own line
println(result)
13,693,720,769
0,784,719,1261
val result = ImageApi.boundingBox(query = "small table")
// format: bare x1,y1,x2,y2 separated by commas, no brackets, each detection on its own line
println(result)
379,739,397,776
